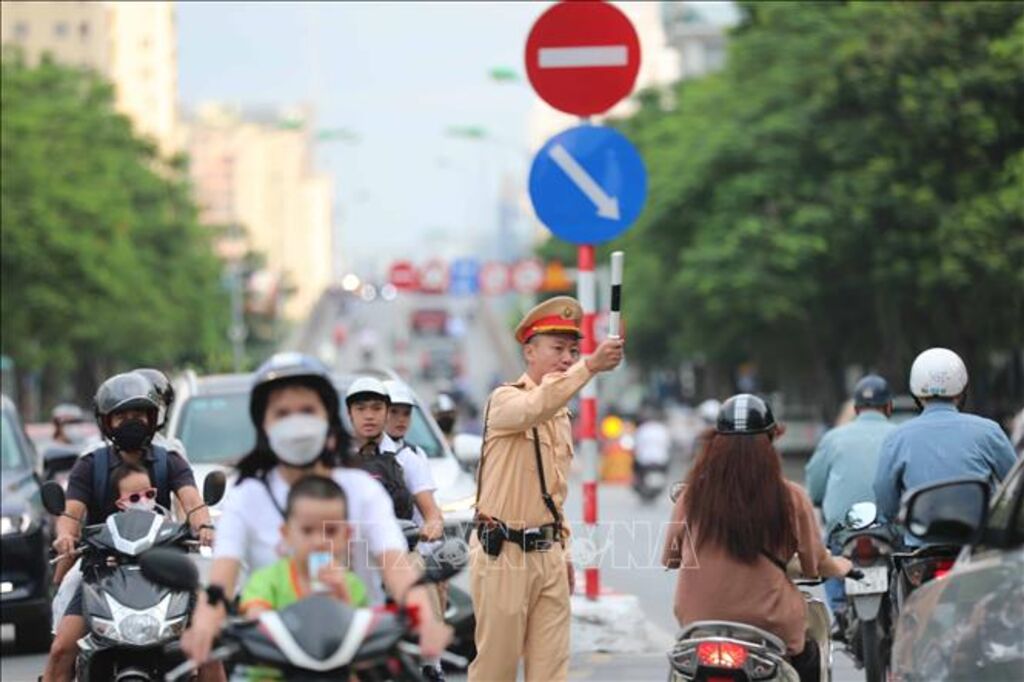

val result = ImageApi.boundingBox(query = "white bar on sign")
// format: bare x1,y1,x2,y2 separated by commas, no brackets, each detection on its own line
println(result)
539,45,628,69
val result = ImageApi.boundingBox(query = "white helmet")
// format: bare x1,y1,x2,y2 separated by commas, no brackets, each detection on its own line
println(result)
697,399,721,424
909,348,968,399
345,376,389,404
384,380,415,407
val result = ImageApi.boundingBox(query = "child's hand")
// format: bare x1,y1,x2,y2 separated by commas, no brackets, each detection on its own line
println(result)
318,568,353,604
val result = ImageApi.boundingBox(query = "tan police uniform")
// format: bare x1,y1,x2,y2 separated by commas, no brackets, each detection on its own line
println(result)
468,296,593,682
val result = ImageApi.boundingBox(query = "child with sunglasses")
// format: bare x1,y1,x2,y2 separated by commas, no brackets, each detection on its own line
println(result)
112,462,161,513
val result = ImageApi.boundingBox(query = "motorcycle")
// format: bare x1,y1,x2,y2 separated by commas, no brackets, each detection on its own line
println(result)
831,502,900,682
146,536,470,681
41,473,225,681
667,578,832,681
398,520,475,671
633,463,669,503
889,542,961,617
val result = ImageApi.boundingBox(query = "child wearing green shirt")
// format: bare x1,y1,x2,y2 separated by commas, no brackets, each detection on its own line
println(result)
241,475,368,616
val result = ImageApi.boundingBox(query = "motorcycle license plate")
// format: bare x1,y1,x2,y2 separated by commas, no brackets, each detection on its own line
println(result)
846,566,888,595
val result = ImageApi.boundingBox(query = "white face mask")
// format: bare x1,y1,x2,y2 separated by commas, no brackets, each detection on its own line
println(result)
267,414,329,467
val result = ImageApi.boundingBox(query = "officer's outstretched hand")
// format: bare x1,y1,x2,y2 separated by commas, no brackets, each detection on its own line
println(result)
586,338,625,373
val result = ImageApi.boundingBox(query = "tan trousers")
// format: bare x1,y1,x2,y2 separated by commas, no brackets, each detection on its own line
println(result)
467,534,570,682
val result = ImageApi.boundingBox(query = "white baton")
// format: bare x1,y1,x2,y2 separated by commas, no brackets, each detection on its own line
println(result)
609,251,623,339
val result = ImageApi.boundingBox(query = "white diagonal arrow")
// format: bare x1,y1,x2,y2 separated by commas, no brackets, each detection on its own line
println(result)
548,144,620,220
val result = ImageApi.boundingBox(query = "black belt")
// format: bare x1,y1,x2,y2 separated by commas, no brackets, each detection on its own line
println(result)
480,516,561,552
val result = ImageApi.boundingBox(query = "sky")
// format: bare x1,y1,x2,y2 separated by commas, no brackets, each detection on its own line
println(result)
177,1,738,278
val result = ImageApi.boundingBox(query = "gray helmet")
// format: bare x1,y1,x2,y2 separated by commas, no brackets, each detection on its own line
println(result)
249,352,341,433
133,368,175,409
93,372,161,435
853,374,891,408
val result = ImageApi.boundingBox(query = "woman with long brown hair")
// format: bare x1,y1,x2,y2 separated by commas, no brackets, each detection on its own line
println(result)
661,394,853,682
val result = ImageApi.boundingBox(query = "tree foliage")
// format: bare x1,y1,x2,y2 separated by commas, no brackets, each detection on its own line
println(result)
1,52,231,406
575,2,1024,410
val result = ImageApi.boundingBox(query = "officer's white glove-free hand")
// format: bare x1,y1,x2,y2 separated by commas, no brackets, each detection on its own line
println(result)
586,339,624,373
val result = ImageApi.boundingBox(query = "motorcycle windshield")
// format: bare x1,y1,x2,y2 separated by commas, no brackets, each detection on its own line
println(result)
244,597,376,672
88,510,182,556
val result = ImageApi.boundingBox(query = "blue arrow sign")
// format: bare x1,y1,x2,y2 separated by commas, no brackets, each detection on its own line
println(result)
448,257,480,296
529,125,646,244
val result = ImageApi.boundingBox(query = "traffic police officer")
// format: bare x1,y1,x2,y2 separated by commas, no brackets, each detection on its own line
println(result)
468,296,624,681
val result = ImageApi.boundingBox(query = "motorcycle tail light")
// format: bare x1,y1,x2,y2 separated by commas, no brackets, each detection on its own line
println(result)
932,558,955,580
697,641,748,668
853,536,880,563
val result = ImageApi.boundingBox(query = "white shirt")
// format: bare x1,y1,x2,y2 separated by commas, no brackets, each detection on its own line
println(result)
213,467,406,604
634,421,672,466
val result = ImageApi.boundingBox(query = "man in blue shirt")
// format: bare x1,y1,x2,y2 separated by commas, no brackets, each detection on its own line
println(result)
806,374,896,618
873,348,1018,541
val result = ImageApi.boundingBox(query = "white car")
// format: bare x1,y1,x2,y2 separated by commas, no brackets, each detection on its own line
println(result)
165,370,477,534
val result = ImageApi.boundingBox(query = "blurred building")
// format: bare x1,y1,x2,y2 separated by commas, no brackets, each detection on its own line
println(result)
183,103,334,320
661,1,729,79
0,0,179,154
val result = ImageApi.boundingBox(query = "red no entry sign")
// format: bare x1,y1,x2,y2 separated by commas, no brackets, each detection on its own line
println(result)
525,1,641,116
388,261,420,292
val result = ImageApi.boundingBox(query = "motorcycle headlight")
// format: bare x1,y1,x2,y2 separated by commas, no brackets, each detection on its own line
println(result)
119,613,161,645
440,495,476,514
160,616,187,639
91,617,119,641
0,512,34,535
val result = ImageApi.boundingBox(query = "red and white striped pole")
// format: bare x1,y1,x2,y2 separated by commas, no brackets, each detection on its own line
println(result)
577,245,600,600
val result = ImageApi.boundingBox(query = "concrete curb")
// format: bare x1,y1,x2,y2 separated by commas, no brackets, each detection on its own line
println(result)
571,592,674,655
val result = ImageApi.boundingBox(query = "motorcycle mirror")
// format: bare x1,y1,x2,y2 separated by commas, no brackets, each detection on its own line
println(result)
41,481,67,516
202,470,227,507
417,538,469,585
669,482,685,504
844,502,878,530
139,548,200,592
452,433,482,467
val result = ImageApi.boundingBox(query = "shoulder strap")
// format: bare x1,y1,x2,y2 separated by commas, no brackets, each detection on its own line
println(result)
473,398,494,511
531,427,563,536
259,472,286,519
92,445,110,514
151,445,170,507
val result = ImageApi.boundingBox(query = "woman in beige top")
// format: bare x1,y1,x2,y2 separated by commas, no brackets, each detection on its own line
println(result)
662,394,852,682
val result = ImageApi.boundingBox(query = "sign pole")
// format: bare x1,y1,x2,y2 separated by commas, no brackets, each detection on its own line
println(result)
578,244,600,601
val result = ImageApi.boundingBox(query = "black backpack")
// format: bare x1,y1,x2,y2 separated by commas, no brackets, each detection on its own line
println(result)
355,449,416,521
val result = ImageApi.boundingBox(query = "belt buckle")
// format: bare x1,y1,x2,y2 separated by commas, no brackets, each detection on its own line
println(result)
529,527,554,552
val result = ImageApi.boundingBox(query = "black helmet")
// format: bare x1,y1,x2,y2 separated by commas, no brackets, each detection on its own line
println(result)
716,394,776,435
249,352,341,433
133,368,175,408
853,374,891,408
94,372,161,436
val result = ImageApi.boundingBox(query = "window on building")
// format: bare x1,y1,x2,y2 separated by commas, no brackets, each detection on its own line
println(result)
14,22,29,39
54,22,69,38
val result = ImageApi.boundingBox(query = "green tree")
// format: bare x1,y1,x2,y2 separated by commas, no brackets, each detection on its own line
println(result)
1,51,230,411
568,1,1024,414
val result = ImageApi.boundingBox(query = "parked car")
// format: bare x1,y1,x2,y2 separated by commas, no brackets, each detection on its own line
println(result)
891,459,1024,681
0,394,53,651
165,369,477,534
